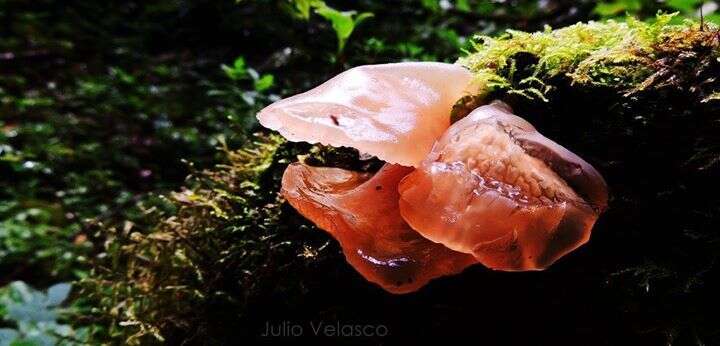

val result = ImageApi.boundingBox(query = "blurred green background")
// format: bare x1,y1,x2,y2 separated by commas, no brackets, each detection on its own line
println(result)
0,0,717,344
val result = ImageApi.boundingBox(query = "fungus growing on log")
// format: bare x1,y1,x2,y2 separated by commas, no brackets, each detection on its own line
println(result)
281,163,476,294
257,62,473,167
258,62,608,293
398,101,608,270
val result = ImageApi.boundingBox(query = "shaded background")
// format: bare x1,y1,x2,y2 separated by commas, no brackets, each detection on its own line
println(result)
1,1,719,345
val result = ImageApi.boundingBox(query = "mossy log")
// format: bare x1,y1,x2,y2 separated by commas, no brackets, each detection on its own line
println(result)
82,18,720,345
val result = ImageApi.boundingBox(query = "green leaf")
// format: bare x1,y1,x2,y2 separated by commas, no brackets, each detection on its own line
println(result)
707,13,720,24
666,0,702,13
221,57,248,80
233,56,246,71
45,283,71,306
292,0,320,19
355,12,374,26
437,28,462,49
294,0,312,19
593,0,642,17
315,7,352,47
455,0,471,12
0,329,19,346
11,340,41,346
109,67,135,84
314,5,373,52
24,334,55,346
254,74,274,92
8,282,33,303
421,0,440,12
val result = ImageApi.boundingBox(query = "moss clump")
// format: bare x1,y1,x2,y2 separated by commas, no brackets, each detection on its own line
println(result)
79,134,341,344
459,14,720,101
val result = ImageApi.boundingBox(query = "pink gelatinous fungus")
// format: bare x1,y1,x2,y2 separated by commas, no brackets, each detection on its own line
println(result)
281,163,476,293
259,61,609,292
257,62,473,167
398,102,608,271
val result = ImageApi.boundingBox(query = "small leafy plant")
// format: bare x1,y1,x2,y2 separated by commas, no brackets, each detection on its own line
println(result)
314,5,374,53
0,281,86,346
290,0,373,53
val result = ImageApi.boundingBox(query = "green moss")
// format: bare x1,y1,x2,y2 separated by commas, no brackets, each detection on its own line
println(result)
78,134,339,344
458,14,719,100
